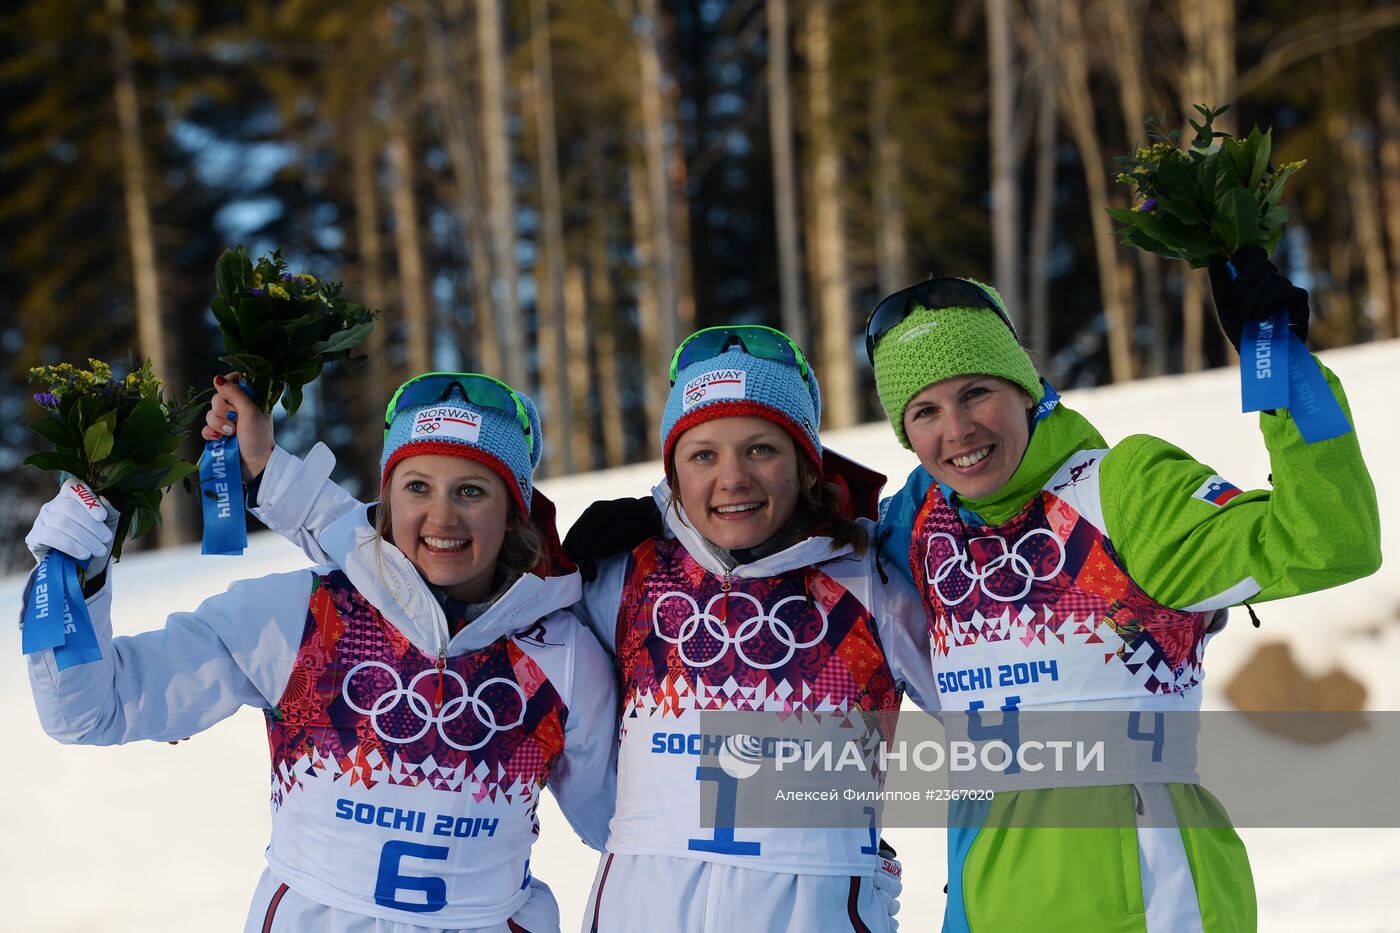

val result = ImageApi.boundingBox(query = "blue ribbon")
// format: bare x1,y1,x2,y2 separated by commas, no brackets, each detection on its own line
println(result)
199,419,247,556
1229,256,1352,444
22,551,103,670
1239,315,1351,443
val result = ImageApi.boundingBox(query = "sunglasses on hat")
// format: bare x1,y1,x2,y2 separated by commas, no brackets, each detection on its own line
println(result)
863,277,1017,364
669,324,810,386
384,372,534,452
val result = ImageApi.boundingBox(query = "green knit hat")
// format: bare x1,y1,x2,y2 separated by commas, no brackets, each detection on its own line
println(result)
872,281,1043,449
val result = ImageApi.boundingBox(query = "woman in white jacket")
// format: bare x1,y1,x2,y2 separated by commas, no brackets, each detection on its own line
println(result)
23,372,619,933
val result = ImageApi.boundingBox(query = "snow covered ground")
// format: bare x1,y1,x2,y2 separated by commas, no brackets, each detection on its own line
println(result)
3,341,1398,932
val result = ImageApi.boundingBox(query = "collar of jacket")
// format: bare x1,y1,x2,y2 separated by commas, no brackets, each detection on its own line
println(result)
648,478,854,580
318,502,582,657
954,403,1108,527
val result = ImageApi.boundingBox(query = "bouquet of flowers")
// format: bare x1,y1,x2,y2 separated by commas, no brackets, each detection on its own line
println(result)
24,359,206,668
209,246,377,416
200,247,377,555
1110,104,1347,444
1109,104,1306,267
27,358,205,559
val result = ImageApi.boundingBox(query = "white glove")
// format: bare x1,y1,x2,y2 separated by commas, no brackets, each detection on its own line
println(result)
874,849,903,922
25,478,119,575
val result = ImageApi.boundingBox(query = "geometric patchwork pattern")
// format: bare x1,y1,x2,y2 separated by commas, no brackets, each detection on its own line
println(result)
912,487,1207,697
266,572,567,808
615,538,900,719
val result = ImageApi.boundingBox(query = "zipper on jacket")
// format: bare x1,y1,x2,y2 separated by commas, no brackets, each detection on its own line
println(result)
720,570,731,622
434,645,447,708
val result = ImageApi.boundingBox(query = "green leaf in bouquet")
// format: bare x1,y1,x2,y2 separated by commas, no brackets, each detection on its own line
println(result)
1223,137,1252,191
157,460,201,489
1209,149,1245,200
24,451,87,474
83,417,116,462
233,296,268,345
1152,158,1199,208
121,398,170,462
94,458,141,490
210,296,240,340
311,320,374,357
127,500,162,544
220,353,274,384
1260,161,1305,211
1261,204,1289,233
1211,188,1261,255
30,415,76,448
281,314,325,356
281,382,305,418
1246,127,1271,190
215,247,250,302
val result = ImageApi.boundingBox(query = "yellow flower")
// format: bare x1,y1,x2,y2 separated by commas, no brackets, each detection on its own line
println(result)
268,284,290,300
253,272,263,287
296,273,317,286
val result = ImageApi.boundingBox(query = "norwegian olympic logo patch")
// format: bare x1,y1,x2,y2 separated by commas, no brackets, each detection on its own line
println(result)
682,369,747,410
1192,475,1242,507
412,405,482,443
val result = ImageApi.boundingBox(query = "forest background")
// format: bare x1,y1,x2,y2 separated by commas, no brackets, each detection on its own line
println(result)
2,0,1398,572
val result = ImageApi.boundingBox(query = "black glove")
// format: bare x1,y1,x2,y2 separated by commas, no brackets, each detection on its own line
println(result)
1207,244,1310,354
562,496,663,582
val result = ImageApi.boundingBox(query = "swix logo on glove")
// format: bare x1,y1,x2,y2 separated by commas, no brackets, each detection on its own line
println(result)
683,369,746,410
71,482,101,511
412,406,482,443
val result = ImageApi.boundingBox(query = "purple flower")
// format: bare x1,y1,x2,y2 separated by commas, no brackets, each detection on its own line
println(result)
282,273,294,283
1138,198,1158,213
33,391,59,408
249,287,264,297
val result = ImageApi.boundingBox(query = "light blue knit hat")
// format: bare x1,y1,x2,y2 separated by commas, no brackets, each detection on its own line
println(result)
661,346,823,470
380,385,543,510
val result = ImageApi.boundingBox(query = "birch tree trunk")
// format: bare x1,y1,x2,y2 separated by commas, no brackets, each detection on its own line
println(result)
1059,1,1135,382
1375,73,1400,338
589,131,627,468
530,0,574,472
766,0,806,345
634,0,678,360
563,264,592,471
803,0,856,427
987,0,1023,324
477,0,527,392
870,0,908,297
1177,0,1235,369
1103,0,1169,375
108,0,196,544
629,160,666,458
386,79,432,377
349,125,391,491
1026,0,1058,366
106,0,168,385
1334,107,1393,339
436,0,502,376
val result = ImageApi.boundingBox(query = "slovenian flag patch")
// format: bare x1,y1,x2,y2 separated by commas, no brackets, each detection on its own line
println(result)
1192,475,1243,507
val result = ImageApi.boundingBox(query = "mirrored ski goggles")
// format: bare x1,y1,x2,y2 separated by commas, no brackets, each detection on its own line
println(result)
668,324,810,386
863,277,1017,363
384,372,532,445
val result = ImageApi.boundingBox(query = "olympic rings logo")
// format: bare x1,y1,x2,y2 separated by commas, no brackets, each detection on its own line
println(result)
415,421,442,433
651,591,828,669
923,530,1065,606
342,660,527,751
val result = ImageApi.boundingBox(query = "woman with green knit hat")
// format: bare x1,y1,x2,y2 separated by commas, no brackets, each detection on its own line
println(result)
866,261,1380,933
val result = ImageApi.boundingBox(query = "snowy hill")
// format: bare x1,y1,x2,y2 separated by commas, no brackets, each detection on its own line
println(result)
4,341,1397,931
